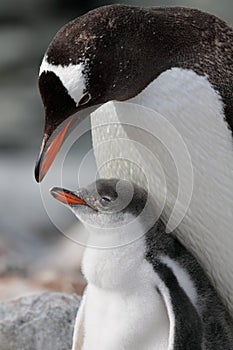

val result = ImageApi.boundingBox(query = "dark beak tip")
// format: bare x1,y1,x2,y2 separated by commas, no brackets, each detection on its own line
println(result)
49,187,61,197
34,160,41,183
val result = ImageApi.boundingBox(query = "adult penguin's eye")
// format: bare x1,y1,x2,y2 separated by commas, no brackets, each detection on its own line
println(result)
78,92,91,106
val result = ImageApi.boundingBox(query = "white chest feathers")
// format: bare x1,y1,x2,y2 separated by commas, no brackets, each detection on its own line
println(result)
83,282,169,350
81,240,169,350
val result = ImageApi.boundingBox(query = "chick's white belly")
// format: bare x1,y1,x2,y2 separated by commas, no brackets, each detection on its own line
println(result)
83,283,169,350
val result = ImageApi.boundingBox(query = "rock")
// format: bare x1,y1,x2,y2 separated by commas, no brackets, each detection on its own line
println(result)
0,292,80,350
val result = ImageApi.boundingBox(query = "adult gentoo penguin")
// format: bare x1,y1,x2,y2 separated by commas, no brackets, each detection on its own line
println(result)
35,6,233,313
50,179,233,350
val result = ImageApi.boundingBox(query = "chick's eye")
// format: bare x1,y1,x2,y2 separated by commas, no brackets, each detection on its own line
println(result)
101,196,111,204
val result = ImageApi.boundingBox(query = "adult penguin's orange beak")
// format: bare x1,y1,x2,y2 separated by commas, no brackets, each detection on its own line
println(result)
35,118,73,183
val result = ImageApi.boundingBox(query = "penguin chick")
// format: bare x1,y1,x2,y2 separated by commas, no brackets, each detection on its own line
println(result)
50,179,233,350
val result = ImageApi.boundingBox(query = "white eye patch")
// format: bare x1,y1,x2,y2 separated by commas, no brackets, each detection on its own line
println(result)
39,56,86,105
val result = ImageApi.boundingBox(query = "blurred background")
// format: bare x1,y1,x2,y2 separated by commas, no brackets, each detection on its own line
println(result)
0,0,232,300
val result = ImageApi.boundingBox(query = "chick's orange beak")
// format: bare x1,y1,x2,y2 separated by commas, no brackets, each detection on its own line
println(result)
50,187,88,206
35,119,73,183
